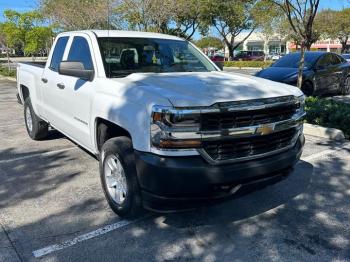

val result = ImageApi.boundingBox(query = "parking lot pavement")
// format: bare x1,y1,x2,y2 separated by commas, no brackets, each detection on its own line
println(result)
0,79,349,262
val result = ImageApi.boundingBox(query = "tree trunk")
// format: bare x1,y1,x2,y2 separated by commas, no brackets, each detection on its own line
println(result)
228,45,234,61
6,50,10,73
297,45,305,89
305,43,312,51
341,41,347,54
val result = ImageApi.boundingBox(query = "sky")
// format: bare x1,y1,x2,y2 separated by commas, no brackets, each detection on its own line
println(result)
0,0,349,39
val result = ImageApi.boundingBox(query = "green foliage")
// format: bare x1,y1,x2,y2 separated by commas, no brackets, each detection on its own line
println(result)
0,66,16,77
194,37,223,49
315,8,350,53
0,9,53,56
305,97,350,138
224,61,273,68
24,27,53,55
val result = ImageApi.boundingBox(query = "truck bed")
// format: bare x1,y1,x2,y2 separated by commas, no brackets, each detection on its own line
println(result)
19,61,46,68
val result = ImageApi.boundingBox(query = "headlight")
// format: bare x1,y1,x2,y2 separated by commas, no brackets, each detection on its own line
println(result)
151,105,201,149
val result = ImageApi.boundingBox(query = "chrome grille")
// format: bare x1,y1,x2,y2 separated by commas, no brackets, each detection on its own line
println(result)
202,128,298,162
200,103,298,131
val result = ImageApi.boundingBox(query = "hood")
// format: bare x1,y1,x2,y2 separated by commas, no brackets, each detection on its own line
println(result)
113,71,303,107
256,67,300,82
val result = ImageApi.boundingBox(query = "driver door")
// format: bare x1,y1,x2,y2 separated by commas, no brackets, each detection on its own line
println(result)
53,34,96,150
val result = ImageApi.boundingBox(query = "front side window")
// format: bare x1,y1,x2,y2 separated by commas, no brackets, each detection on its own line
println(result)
49,36,69,71
98,37,217,78
67,36,93,70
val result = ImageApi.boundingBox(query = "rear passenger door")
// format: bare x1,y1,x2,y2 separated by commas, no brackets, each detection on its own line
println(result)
314,54,333,94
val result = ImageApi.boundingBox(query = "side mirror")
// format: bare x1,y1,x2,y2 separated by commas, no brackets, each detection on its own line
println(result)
58,61,94,81
214,61,224,70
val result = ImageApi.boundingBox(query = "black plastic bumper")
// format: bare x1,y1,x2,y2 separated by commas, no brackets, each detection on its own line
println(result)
135,134,305,212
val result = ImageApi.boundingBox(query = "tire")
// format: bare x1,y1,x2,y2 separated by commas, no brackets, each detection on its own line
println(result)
301,81,314,97
24,97,48,140
341,76,350,95
99,136,143,218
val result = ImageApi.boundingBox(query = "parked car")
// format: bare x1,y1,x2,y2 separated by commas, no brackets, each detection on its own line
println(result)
210,54,225,62
341,53,350,62
233,51,265,61
17,30,305,217
267,53,284,61
256,52,350,96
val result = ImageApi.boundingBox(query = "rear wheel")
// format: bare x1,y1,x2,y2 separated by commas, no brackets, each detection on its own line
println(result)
24,97,48,140
341,76,350,95
301,81,314,97
99,137,143,218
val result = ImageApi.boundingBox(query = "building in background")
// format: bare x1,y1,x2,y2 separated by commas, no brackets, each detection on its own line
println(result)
225,32,350,58
0,44,15,55
226,32,288,57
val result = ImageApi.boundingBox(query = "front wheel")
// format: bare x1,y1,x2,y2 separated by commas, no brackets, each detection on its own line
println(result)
301,81,314,97
99,137,143,218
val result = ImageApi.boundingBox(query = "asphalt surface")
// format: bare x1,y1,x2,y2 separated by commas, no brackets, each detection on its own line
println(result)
0,79,349,262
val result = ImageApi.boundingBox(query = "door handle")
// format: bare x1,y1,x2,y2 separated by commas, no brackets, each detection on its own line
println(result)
41,78,48,83
57,83,65,89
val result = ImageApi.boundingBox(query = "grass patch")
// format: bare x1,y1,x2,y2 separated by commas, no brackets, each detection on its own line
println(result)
0,65,16,77
224,61,273,68
305,97,350,138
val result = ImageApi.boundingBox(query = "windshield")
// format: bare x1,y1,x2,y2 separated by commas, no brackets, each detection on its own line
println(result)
98,37,217,78
272,53,320,69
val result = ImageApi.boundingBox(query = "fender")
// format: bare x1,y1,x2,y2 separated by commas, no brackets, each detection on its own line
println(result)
17,65,43,117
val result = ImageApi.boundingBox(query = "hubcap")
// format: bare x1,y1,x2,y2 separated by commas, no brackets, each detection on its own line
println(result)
104,155,128,205
25,106,33,132
344,78,350,94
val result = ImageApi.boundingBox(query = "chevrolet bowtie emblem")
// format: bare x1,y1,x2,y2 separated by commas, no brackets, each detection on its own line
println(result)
256,124,275,135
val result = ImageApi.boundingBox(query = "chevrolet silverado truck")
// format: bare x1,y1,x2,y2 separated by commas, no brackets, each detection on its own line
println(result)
17,30,305,217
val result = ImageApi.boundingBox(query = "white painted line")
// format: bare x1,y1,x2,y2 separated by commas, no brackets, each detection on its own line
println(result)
32,217,146,258
0,147,77,164
0,123,23,128
301,149,340,162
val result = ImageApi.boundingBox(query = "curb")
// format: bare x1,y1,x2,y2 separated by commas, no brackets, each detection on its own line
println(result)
303,123,345,141
0,76,16,82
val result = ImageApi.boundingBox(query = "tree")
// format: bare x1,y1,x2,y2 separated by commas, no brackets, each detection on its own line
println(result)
194,36,224,50
0,10,53,59
172,0,201,40
199,0,260,60
25,27,53,56
315,8,350,54
253,0,286,58
117,0,174,33
40,0,121,30
273,0,320,88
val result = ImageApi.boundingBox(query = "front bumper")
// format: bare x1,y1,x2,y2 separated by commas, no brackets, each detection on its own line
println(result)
135,134,305,212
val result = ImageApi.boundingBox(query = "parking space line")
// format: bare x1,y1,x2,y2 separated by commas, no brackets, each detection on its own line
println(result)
32,216,150,258
0,123,24,128
0,147,78,164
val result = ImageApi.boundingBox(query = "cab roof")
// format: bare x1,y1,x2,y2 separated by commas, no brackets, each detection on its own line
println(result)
59,30,185,41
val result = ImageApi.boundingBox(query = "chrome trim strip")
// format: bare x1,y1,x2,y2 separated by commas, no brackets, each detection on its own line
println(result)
197,128,302,166
163,112,305,140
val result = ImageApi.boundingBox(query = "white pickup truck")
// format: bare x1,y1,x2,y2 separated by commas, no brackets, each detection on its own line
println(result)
17,30,305,217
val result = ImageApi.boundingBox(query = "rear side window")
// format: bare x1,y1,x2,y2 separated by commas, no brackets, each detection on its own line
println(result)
330,54,341,65
67,36,93,70
49,37,69,71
